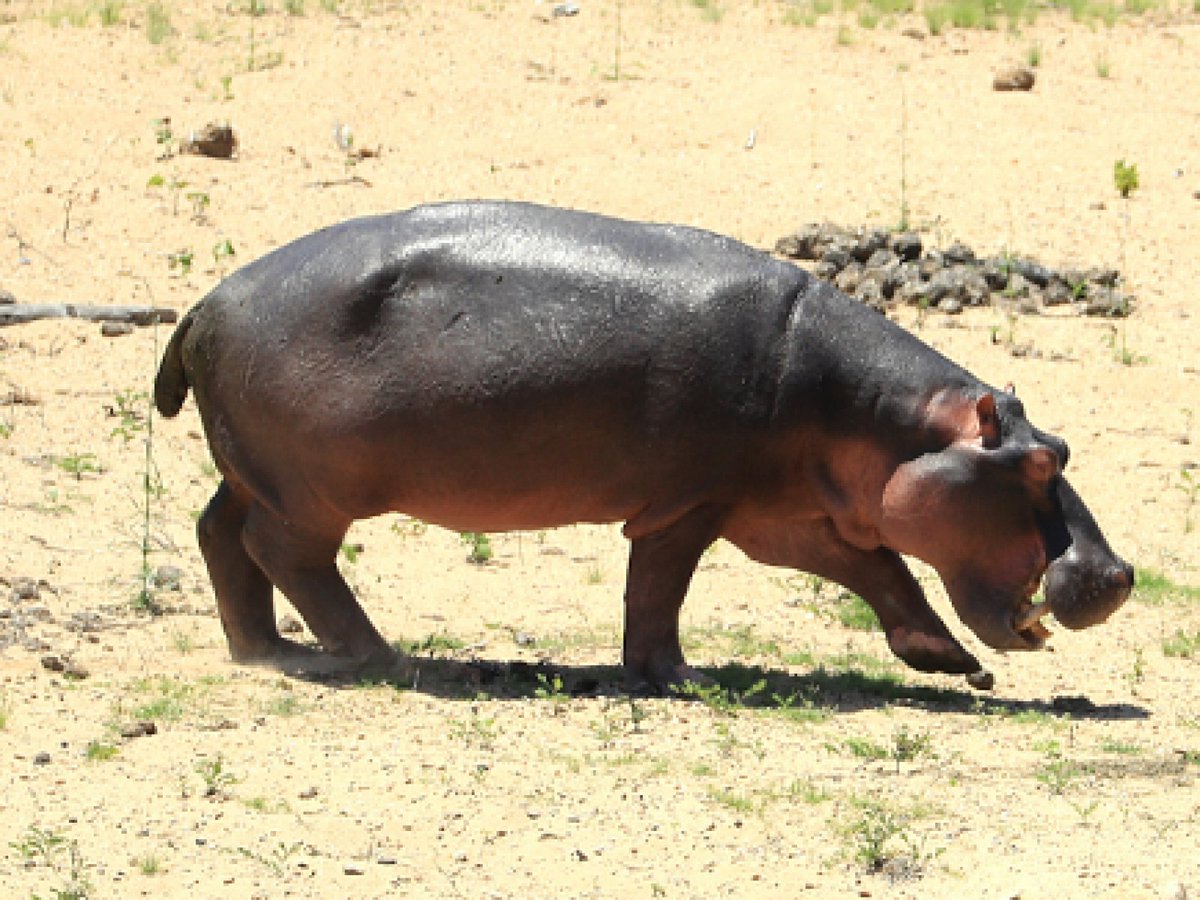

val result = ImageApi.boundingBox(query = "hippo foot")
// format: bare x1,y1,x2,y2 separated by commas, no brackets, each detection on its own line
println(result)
965,669,995,691
229,636,400,677
624,661,714,697
885,625,981,676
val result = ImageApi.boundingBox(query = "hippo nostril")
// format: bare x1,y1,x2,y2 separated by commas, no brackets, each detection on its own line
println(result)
1107,563,1134,593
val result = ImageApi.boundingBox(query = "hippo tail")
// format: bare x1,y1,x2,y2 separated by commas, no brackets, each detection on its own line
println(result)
154,305,198,418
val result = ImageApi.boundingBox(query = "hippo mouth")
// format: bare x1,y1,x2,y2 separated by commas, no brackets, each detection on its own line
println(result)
1011,571,1053,649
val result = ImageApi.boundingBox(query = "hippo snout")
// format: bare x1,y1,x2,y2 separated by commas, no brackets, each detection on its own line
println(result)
1045,551,1133,631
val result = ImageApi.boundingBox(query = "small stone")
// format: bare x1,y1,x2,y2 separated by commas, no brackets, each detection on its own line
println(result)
34,751,51,765
513,631,537,647
152,565,185,591
182,122,238,159
41,655,66,673
377,856,398,866
343,864,366,875
993,62,1035,91
943,241,976,265
278,615,304,634
119,721,157,739
901,26,926,40
100,322,134,338
299,786,319,799
888,231,922,261
937,298,963,315
10,577,40,601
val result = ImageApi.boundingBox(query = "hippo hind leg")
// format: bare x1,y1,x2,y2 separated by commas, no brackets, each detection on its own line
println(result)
198,480,310,664
621,505,728,695
238,500,396,672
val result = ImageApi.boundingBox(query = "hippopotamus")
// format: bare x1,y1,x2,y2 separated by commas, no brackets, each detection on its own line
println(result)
154,200,1132,692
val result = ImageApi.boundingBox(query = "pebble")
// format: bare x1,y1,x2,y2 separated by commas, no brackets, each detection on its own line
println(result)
343,864,365,875
34,751,51,765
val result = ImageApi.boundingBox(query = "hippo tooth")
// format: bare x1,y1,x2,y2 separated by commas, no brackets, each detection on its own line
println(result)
1013,600,1052,632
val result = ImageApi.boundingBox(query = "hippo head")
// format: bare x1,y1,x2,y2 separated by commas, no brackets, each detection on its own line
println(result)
878,389,1131,653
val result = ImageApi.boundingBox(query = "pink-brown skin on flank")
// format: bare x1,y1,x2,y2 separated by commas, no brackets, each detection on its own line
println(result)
154,201,1131,693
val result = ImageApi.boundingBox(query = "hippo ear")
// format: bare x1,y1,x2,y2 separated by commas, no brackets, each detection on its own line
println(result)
977,394,1001,449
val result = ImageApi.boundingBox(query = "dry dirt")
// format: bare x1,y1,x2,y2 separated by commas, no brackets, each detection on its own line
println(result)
2,1,1199,897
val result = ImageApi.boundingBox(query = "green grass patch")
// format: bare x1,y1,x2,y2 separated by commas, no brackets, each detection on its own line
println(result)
1162,629,1200,659
1134,568,1200,605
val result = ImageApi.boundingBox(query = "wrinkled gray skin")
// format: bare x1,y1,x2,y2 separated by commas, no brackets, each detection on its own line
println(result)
155,201,1131,692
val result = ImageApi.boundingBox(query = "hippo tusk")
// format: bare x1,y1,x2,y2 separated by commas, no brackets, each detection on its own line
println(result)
1014,600,1053,633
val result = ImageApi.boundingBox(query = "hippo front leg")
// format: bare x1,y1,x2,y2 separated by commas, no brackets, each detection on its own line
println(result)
621,505,729,695
724,516,986,683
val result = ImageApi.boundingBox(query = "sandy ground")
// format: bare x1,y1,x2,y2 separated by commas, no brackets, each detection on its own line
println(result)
1,1,1199,897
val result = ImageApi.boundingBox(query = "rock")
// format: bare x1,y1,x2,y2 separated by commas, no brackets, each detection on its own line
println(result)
864,248,898,270
1011,257,1052,287
820,245,854,273
152,565,185,591
120,721,158,739
938,298,964,315
901,26,926,40
1043,279,1074,306
888,231,922,262
182,122,238,159
850,228,889,263
918,251,945,280
552,2,580,16
278,614,304,634
100,322,134,337
10,577,40,601
34,751,51,765
993,63,1035,91
854,279,885,310
943,241,976,266
834,263,865,295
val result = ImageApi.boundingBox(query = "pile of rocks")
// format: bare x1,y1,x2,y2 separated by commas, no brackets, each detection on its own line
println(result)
774,223,1133,318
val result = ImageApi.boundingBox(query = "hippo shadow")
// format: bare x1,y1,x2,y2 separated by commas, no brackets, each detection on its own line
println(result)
293,654,1150,722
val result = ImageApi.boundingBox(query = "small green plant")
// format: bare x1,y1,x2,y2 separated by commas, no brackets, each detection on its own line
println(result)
840,798,938,875
1177,468,1197,533
263,689,303,717
55,452,101,480
1095,52,1112,79
839,736,890,761
0,691,9,729
1036,756,1084,794
146,3,173,45
405,632,466,655
195,754,238,797
1099,737,1143,755
690,0,726,22
99,0,124,26
707,786,755,813
168,249,194,277
1069,798,1100,826
460,531,493,564
85,740,119,761
135,854,163,875
339,541,361,564
534,672,570,714
452,706,497,750
1162,629,1200,659
109,389,148,444
891,726,933,772
9,825,91,900
212,239,236,267
1113,159,1139,197
1025,42,1042,67
1127,646,1147,692
187,190,211,221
